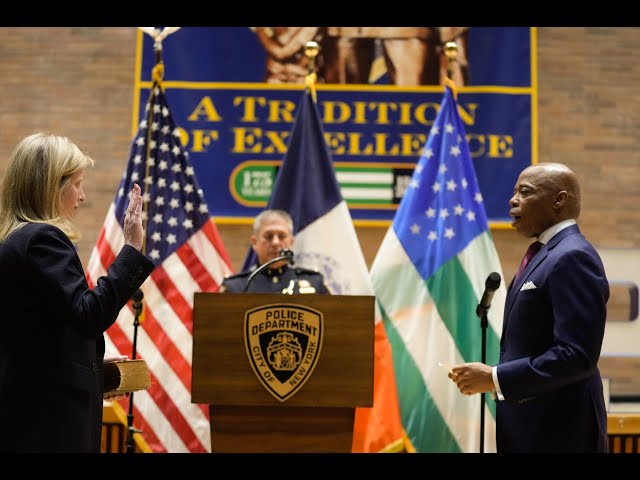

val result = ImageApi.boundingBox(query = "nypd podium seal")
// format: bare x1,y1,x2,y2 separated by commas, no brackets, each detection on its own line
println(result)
244,303,323,402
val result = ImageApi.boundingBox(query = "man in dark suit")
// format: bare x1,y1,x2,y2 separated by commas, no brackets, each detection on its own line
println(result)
448,162,609,452
220,209,329,294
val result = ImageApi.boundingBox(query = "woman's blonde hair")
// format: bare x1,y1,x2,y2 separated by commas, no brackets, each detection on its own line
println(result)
0,133,94,243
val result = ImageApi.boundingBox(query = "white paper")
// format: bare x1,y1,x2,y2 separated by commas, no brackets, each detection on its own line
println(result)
438,361,454,373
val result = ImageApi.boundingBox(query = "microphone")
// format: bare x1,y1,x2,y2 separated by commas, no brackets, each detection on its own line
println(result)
280,248,295,266
132,289,144,316
244,249,296,292
476,272,501,317
133,289,144,303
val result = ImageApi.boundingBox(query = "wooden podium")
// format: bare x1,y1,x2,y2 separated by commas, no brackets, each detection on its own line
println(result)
192,292,374,453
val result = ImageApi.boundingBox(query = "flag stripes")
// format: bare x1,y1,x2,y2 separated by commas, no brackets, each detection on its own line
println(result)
370,85,506,453
87,78,233,453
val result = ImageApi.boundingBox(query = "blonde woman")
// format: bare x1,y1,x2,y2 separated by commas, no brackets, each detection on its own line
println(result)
0,133,154,452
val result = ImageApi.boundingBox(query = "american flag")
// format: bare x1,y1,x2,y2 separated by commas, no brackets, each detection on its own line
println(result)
86,82,233,453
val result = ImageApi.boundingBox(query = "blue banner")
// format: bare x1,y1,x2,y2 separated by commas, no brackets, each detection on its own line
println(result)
134,27,536,225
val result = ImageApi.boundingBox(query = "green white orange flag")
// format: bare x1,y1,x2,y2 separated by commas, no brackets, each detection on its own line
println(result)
369,85,507,452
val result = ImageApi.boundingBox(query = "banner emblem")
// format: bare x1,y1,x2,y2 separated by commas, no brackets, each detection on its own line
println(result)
245,303,323,402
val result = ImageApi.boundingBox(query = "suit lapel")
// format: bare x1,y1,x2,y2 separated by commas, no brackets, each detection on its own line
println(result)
502,224,582,337
503,245,547,323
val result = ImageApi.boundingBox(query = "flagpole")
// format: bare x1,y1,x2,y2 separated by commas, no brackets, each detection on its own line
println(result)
304,40,320,102
447,39,488,453
444,41,458,87
125,28,168,454
125,49,160,456
446,40,489,453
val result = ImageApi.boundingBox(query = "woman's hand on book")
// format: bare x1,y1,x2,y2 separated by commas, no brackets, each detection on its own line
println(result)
104,353,128,364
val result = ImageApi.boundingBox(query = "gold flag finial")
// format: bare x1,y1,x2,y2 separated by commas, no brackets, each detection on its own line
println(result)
443,41,459,99
139,27,181,90
304,41,320,73
304,41,320,102
444,41,458,82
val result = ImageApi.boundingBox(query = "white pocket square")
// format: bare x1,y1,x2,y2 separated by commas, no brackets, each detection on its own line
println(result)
520,281,537,291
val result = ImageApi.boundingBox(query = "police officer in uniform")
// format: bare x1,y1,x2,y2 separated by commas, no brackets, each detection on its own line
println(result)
220,209,329,294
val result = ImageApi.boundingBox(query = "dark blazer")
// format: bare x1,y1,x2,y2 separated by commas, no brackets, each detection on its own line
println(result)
0,222,154,452
496,224,609,452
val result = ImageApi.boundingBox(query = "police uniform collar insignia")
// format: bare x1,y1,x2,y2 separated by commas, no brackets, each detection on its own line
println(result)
266,265,285,283
266,266,284,276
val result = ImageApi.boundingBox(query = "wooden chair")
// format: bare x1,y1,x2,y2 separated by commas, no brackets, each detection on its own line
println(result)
101,400,151,453
608,413,640,453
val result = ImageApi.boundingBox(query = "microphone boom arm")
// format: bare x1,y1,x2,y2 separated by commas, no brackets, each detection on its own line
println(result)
243,250,294,292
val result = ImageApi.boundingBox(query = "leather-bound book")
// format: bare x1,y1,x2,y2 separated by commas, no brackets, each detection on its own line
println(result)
103,359,151,398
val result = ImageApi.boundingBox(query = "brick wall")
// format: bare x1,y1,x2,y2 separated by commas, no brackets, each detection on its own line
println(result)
1,27,638,282
0,27,137,266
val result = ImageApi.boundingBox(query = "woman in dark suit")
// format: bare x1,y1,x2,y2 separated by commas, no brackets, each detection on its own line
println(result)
448,162,609,452
0,133,155,452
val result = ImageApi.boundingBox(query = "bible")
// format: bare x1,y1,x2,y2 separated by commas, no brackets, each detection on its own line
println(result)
103,359,151,398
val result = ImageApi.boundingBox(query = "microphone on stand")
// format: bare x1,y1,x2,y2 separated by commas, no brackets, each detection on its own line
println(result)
244,249,295,292
475,271,501,454
280,248,295,266
127,288,144,453
476,272,501,317
132,289,144,318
